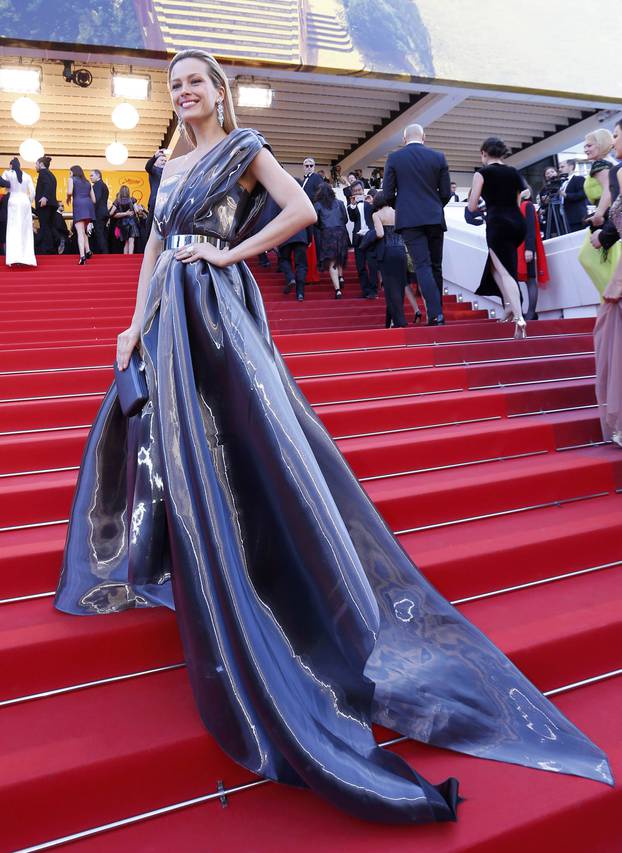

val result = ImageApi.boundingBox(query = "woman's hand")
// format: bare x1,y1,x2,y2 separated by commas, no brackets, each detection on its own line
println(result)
116,324,141,370
588,212,605,228
175,242,230,267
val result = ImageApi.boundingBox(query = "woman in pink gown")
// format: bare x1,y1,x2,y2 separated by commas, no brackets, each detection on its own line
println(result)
594,122,622,445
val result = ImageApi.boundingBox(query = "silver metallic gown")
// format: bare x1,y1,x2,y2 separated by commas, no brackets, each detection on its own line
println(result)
55,129,613,824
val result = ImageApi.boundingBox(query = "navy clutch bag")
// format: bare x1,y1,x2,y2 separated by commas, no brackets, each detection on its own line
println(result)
464,207,486,226
114,349,148,417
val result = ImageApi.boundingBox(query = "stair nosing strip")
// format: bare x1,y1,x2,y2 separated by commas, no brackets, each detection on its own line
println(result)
0,663,187,708
451,560,622,605
0,365,109,377
13,669,621,853
281,331,592,358
0,424,91,438
0,591,55,605
394,491,610,534
0,466,79,479
0,392,105,404
296,350,595,381
470,373,596,390
359,450,549,482
0,518,68,533
335,414,502,441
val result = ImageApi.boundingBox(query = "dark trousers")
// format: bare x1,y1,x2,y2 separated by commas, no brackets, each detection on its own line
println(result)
92,218,109,253
568,220,585,234
278,242,308,296
401,225,444,319
379,246,408,327
354,243,378,296
36,205,56,254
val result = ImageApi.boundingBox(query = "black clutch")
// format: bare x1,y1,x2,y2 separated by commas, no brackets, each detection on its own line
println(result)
114,349,148,417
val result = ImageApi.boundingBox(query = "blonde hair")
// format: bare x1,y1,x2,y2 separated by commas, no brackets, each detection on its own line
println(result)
168,49,238,145
585,128,613,159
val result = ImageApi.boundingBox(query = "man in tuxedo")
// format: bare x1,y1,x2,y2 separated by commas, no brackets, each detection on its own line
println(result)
449,182,460,202
90,170,110,253
348,180,378,298
300,157,324,202
383,123,451,324
559,159,588,232
35,156,58,255
279,223,312,301
145,148,168,236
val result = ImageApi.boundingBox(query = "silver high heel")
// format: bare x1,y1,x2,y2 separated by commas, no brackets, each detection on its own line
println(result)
514,317,527,339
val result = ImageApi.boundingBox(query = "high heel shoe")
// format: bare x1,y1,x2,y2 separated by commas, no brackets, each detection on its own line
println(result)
335,289,342,299
513,317,527,339
413,310,422,325
78,256,86,265
85,251,92,260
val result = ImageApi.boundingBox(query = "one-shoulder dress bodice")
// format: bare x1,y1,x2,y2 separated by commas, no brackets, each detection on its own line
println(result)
153,130,266,245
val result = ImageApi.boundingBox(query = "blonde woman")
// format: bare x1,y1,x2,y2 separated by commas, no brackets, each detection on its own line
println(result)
54,50,612,824
578,128,620,294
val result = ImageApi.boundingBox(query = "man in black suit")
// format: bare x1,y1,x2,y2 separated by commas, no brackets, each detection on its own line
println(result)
279,223,312,301
34,156,58,255
348,180,378,298
145,148,167,236
559,160,587,233
90,169,110,253
383,123,451,324
300,157,324,202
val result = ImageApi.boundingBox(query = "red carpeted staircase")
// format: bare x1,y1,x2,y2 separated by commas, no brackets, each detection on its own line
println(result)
0,254,620,852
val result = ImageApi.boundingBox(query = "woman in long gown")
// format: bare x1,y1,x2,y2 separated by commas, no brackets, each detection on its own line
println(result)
55,50,613,824
0,157,36,267
468,137,527,338
594,122,622,447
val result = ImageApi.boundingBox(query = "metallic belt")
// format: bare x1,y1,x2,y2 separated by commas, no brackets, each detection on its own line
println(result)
164,234,230,251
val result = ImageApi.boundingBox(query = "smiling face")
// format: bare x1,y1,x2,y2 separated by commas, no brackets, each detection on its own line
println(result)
613,125,622,161
169,57,223,128
584,136,599,160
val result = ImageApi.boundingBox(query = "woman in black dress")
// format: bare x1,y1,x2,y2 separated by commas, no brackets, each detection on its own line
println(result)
468,137,527,338
371,191,408,327
313,182,349,297
109,185,141,254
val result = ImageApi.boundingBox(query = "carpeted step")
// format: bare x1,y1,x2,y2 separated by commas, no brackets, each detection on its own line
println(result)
299,354,595,405
338,409,601,479
402,491,622,600
64,676,620,853
0,428,89,476
0,599,182,702
0,524,68,601
0,367,111,401
1,395,103,433
318,377,597,437
364,445,622,531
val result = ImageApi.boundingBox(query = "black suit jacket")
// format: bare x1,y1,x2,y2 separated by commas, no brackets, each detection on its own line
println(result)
563,174,587,227
35,169,58,209
347,200,374,245
145,155,164,211
299,172,324,203
93,179,110,220
383,143,451,230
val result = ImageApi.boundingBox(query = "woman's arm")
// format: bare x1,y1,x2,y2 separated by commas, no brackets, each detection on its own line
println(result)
116,227,164,369
66,177,73,205
467,172,484,213
372,210,384,239
178,148,315,266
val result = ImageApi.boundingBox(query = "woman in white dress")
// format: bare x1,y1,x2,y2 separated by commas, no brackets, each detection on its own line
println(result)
0,158,36,267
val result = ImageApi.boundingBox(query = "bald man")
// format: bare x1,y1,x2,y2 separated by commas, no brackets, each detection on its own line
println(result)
383,124,451,325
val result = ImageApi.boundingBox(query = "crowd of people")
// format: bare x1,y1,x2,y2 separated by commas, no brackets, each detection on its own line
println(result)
0,151,170,266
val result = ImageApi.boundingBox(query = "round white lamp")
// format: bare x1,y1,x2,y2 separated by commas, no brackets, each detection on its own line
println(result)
19,138,45,162
112,103,139,130
11,97,40,126
106,141,129,166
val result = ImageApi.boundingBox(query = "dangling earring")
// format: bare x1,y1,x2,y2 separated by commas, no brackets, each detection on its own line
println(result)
217,99,225,128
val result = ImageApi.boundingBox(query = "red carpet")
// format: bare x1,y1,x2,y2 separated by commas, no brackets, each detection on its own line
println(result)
0,254,620,852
